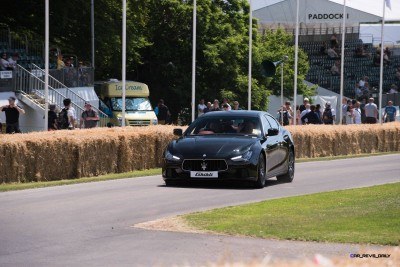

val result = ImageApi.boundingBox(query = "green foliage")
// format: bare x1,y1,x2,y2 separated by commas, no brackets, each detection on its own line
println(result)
3,0,311,117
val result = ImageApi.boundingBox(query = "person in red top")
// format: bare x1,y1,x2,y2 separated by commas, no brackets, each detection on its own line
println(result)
0,97,25,133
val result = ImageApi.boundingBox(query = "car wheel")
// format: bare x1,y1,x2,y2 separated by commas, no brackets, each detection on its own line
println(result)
277,149,295,183
253,153,266,188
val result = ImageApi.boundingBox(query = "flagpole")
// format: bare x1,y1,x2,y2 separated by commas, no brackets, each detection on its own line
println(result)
44,0,49,131
378,0,386,124
339,0,347,125
121,0,126,127
191,0,197,122
248,0,253,111
293,0,299,125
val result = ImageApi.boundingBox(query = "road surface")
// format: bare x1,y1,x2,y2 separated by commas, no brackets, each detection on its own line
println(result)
0,154,399,266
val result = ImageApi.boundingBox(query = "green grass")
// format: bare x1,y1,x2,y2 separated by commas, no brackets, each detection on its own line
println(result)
0,168,161,192
184,183,400,246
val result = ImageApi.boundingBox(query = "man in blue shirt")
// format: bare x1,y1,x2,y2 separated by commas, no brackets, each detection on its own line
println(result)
383,101,397,122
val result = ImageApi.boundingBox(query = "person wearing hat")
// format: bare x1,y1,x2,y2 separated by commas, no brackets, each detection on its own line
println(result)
0,96,25,133
322,101,336,125
80,102,99,129
299,98,309,113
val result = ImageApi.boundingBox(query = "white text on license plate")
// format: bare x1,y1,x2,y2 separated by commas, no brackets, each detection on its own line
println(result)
190,171,218,178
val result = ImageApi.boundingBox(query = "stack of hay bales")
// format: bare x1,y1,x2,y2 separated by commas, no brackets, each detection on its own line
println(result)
0,123,399,183
286,123,400,158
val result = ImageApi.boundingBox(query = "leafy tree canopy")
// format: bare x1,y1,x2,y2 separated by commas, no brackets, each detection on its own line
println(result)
2,0,312,118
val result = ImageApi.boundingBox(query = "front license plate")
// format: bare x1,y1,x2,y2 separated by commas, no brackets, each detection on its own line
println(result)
190,171,218,178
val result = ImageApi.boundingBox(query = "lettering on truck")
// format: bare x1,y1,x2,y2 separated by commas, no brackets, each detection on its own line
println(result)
115,85,143,91
308,13,349,20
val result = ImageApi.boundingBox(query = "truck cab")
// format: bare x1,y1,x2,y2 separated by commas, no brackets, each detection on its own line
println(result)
94,80,158,126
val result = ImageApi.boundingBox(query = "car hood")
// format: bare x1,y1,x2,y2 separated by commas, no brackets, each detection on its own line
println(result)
169,136,259,158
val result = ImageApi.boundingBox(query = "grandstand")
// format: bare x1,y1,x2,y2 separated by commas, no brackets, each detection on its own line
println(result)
300,37,400,98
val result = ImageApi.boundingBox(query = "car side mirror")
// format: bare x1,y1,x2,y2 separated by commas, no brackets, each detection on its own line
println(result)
267,128,279,136
173,128,183,136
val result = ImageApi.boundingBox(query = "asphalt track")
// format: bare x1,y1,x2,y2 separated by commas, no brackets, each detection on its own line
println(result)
0,154,399,266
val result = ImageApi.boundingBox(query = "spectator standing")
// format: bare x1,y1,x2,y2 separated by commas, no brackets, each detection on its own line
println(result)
0,97,25,133
58,98,76,129
345,104,354,125
301,105,320,125
156,99,170,125
299,104,311,125
7,53,19,70
360,98,367,123
197,99,206,117
364,98,378,124
285,101,294,124
278,106,292,126
322,102,336,125
210,99,221,111
353,101,362,124
315,104,323,124
232,101,242,110
299,98,309,113
80,103,99,128
221,98,231,110
294,105,300,125
203,102,212,114
48,104,58,130
383,101,397,122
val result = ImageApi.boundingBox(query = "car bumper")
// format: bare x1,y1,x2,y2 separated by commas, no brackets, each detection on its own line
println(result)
162,160,258,182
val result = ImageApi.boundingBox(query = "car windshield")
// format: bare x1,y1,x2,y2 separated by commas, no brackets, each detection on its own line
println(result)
186,115,262,137
110,97,153,111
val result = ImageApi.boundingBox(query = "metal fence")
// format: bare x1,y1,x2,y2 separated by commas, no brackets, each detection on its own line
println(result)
48,67,94,87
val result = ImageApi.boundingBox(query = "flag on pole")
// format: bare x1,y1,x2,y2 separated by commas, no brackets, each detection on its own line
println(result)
385,0,391,10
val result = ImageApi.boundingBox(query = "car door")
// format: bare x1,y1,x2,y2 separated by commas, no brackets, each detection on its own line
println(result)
261,115,279,173
266,115,288,170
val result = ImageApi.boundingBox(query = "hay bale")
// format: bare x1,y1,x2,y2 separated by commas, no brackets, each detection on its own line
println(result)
0,123,399,183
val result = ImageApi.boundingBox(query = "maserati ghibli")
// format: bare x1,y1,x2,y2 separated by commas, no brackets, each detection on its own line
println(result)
162,111,295,188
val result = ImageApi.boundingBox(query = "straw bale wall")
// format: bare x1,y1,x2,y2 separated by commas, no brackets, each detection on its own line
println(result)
0,123,399,183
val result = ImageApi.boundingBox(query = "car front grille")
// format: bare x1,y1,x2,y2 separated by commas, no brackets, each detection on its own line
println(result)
182,159,228,172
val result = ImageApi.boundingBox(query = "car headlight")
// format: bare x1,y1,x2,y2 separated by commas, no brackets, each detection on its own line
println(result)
117,116,123,126
231,150,253,162
165,150,181,161
152,117,158,125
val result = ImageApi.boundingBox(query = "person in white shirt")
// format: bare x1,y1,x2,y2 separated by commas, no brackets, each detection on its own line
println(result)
388,84,398,94
327,47,339,59
359,76,368,87
364,97,378,124
7,53,19,70
299,104,311,125
63,98,76,129
353,101,362,124
221,98,231,111
197,99,206,117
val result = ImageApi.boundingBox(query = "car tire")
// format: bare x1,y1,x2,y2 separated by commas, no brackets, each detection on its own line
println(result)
253,153,266,189
277,149,295,183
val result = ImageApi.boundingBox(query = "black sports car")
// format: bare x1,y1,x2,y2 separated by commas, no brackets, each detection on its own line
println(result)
162,111,295,188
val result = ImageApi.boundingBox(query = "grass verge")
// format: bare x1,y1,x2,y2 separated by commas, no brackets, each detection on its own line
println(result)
0,168,161,192
183,183,400,246
296,151,400,163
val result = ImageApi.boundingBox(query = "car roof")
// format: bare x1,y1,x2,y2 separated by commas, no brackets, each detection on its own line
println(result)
201,110,269,118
